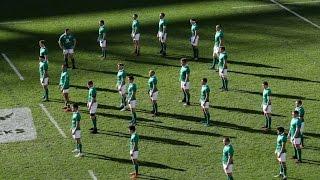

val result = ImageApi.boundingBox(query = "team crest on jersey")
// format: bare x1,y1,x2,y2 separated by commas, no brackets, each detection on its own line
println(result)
0,108,37,144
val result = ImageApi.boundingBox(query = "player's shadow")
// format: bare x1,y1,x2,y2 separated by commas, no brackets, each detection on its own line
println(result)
85,152,185,172
304,146,320,151
302,159,320,166
99,130,201,147
235,89,320,102
229,70,320,83
78,68,148,79
73,101,120,111
228,60,281,69
138,174,170,180
95,112,163,124
211,105,286,117
140,123,235,138
304,132,320,138
69,84,118,93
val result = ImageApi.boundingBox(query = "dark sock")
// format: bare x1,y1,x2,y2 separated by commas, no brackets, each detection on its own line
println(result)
154,103,158,114
214,58,218,67
92,117,97,129
103,50,107,58
192,46,196,58
207,112,210,124
195,48,199,58
64,57,68,66
134,164,139,174
101,49,104,56
283,164,287,176
279,164,283,174
152,103,155,113
182,91,186,101
225,79,228,90
221,79,225,89
297,149,302,160
76,144,79,150
163,43,167,53
45,89,49,99
294,147,297,157
265,116,268,127
268,117,272,129
79,144,82,153
227,175,233,180
71,58,75,68
203,111,207,122
160,43,163,52
186,92,190,103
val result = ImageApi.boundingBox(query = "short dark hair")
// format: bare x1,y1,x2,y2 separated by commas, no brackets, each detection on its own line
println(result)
133,14,138,18
160,12,165,17
216,24,222,28
39,40,45,45
277,126,285,133
223,137,230,142
180,58,187,63
39,55,45,59
220,46,225,51
118,63,124,67
65,28,69,32
293,110,299,115
202,78,207,83
72,103,79,109
129,125,136,131
296,99,302,105
100,20,104,24
128,75,134,80
263,81,268,86
88,80,93,85
190,18,196,22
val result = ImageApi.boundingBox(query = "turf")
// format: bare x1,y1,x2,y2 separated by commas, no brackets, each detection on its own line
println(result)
0,0,320,179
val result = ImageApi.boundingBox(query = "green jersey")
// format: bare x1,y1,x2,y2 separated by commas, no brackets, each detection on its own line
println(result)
214,31,224,46
130,133,139,151
39,61,48,80
295,106,305,122
191,23,199,36
132,20,140,34
218,52,227,69
128,83,137,101
200,84,210,102
58,33,76,49
275,133,287,153
262,88,271,105
71,111,81,130
59,71,70,89
158,19,167,32
179,65,190,82
148,76,158,92
98,25,107,40
289,117,302,138
222,144,234,164
88,87,97,102
39,47,48,57
116,70,126,86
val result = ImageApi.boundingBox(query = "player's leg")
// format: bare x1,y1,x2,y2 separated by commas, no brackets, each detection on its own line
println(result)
129,101,137,124
223,71,229,91
130,152,139,177
291,141,298,159
161,34,167,56
90,103,98,133
205,103,210,125
69,51,76,69
43,78,49,101
281,162,287,179
136,39,140,56
301,122,305,147
180,82,186,102
219,73,225,91
63,52,69,68
266,112,272,130
294,139,302,163
184,89,190,106
201,105,207,123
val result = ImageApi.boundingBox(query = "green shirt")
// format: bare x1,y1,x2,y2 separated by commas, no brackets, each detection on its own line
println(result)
158,19,167,32
88,87,97,102
148,76,158,92
98,25,107,40
200,84,210,102
275,133,287,153
132,20,140,34
117,70,126,86
222,144,234,164
71,111,81,130
59,71,70,89
218,52,227,69
39,47,48,57
295,106,305,122
289,117,302,138
262,87,271,105
58,33,76,49
191,23,199,36
214,31,224,46
130,133,139,151
39,61,48,80
179,65,190,82
128,83,137,101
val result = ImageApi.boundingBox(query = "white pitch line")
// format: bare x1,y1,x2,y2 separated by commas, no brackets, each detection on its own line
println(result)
1,53,24,80
270,0,320,29
88,170,97,180
39,103,67,138
233,0,320,9
0,20,32,25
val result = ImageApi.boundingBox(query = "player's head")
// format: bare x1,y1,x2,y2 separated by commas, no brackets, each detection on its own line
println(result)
39,55,45,61
276,126,285,135
295,99,302,107
180,58,187,66
149,70,155,77
216,24,222,31
223,137,230,145
87,80,94,88
133,14,138,20
262,81,269,89
39,40,45,47
190,18,196,24
219,46,225,53
117,63,124,70
128,125,136,134
201,78,207,85
159,12,165,19
99,20,104,26
128,75,134,83
65,28,70,34
292,110,299,118
61,64,67,71
72,103,79,112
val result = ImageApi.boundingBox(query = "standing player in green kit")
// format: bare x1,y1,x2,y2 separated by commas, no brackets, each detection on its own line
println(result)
211,25,224,70
116,63,127,111
295,100,305,147
274,126,287,180
71,104,84,158
87,81,98,134
261,81,272,131
127,76,138,125
200,78,210,126
148,70,159,116
98,20,107,59
288,111,302,163
129,125,139,178
179,58,191,106
39,40,48,62
131,14,141,56
218,46,229,91
190,19,199,60
222,137,234,180
39,55,49,102
58,28,77,69
59,64,70,111
157,12,167,56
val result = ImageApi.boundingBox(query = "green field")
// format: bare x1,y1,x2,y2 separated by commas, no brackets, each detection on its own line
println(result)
1,0,320,179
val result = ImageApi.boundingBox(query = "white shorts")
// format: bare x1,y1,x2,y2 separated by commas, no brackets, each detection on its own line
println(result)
89,102,98,114
291,138,301,145
180,81,190,90
99,40,107,48
262,105,272,113
223,164,233,174
63,49,74,55
72,130,81,139
276,152,286,162
213,45,219,54
40,77,49,86
200,101,209,109
190,35,199,46
149,91,159,101
118,84,126,95
132,33,140,41
130,150,139,159
158,32,167,43
301,122,305,133
219,68,228,78
62,89,69,94
129,100,137,109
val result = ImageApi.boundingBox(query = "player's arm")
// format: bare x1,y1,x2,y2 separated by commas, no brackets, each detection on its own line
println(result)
220,37,225,46
279,141,286,157
294,126,301,138
44,55,48,61
58,37,64,49
193,30,198,43
130,141,136,156
226,154,233,168
267,95,272,106
205,91,209,102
